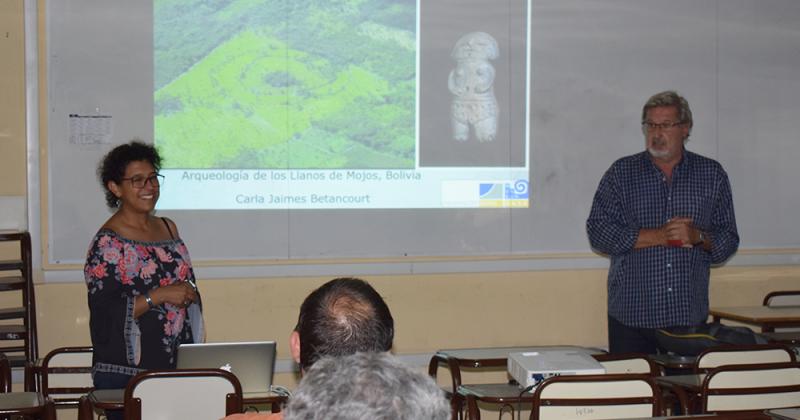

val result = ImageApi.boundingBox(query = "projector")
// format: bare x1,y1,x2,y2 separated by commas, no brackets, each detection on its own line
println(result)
507,351,606,389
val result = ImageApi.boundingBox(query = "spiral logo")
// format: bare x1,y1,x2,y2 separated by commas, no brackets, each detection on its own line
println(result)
513,180,529,195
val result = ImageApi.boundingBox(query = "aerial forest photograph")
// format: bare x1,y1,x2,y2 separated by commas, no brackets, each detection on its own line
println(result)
154,0,417,169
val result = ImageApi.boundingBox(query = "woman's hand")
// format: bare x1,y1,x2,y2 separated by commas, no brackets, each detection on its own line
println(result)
152,282,197,308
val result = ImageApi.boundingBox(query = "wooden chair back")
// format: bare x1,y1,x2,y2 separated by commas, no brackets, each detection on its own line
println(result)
34,346,94,407
0,355,10,393
695,344,795,373
530,373,661,420
123,368,242,420
763,291,800,307
702,362,800,413
763,290,800,336
0,353,57,419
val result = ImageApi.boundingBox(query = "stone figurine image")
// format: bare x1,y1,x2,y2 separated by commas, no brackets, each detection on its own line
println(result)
448,31,499,142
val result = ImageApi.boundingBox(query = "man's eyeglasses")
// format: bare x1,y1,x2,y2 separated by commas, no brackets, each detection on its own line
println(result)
641,121,685,132
121,173,164,189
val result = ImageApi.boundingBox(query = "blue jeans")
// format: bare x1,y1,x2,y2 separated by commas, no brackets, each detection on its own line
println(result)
93,371,132,420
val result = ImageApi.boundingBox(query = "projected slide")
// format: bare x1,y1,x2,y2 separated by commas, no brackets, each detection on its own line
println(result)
155,0,530,209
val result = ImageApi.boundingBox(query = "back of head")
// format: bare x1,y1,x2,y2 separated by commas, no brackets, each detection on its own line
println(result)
295,277,394,369
285,352,450,420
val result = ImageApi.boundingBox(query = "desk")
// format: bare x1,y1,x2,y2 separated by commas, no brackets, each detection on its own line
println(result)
624,413,770,419
0,391,56,420
429,346,601,420
77,390,122,420
762,331,800,345
430,345,600,378
429,346,600,419
457,383,530,420
77,388,286,420
710,306,800,331
649,354,697,372
655,374,705,415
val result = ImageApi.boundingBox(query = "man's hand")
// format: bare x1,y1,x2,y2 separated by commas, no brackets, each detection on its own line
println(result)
635,217,701,249
664,217,699,247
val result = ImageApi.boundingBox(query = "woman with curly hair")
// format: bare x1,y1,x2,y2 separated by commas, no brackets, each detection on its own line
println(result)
84,140,203,418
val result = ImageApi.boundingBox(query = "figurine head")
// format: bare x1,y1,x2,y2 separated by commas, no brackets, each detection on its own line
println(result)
451,32,499,61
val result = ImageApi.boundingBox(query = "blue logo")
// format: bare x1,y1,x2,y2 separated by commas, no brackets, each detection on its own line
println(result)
479,180,529,200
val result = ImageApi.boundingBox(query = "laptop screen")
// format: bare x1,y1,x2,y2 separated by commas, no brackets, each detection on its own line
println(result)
177,341,276,395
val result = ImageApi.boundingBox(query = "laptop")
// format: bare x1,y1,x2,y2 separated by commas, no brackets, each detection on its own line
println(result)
177,341,276,396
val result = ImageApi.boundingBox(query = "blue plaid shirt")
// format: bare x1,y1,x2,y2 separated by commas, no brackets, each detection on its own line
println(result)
587,150,739,328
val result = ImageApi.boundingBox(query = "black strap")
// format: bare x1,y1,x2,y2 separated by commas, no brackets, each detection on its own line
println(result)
161,217,175,240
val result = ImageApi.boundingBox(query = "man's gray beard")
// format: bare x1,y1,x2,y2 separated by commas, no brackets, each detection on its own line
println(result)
647,147,669,159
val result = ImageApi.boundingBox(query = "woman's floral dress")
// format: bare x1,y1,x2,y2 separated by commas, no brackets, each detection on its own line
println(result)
84,228,202,376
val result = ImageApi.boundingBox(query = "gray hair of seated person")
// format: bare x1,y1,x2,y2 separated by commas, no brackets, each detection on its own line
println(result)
284,352,450,420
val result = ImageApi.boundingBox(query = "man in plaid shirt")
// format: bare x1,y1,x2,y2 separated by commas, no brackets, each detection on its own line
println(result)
587,91,739,354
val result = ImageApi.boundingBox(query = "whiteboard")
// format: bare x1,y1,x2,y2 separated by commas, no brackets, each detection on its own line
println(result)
44,0,800,267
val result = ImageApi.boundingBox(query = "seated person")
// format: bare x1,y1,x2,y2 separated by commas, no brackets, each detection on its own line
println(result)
284,352,450,420
224,277,394,419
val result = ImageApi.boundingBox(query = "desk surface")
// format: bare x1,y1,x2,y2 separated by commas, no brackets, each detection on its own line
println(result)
435,345,601,367
761,331,800,344
88,388,285,406
655,373,706,391
710,306,800,327
649,354,697,370
458,383,531,402
459,371,783,420
460,375,709,399
88,389,122,402
624,414,770,420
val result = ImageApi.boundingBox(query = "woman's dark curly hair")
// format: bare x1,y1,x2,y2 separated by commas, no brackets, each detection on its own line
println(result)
98,140,162,209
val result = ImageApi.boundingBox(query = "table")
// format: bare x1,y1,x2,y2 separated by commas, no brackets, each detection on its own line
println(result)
461,375,680,420
655,374,705,415
429,345,602,380
457,383,531,420
77,390,123,420
77,388,287,420
761,331,800,345
709,306,800,331
649,354,697,372
429,346,602,420
624,413,770,419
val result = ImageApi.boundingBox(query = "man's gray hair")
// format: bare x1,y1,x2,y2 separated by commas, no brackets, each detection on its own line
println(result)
642,90,694,134
284,352,450,420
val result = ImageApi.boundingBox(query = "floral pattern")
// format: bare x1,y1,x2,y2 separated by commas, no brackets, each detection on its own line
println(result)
85,228,199,372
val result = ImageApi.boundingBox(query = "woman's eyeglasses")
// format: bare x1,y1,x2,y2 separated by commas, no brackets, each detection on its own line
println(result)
121,173,164,189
